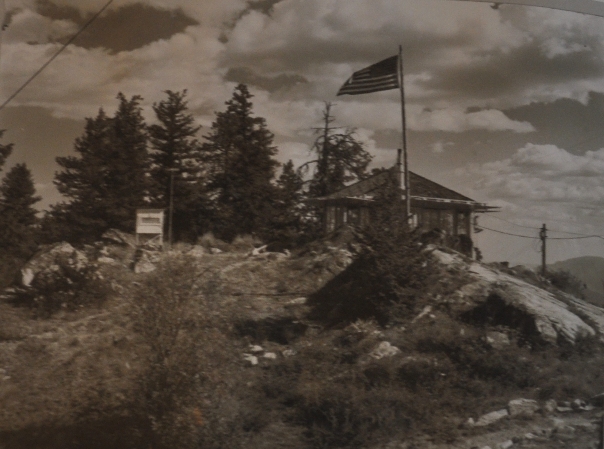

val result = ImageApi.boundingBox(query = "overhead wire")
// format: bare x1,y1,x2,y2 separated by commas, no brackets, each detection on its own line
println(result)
476,224,539,239
482,213,604,239
0,0,114,112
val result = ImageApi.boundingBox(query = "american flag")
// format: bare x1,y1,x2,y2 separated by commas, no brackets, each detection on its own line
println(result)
337,55,399,96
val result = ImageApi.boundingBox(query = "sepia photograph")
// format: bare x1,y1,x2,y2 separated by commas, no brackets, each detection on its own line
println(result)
1,0,604,448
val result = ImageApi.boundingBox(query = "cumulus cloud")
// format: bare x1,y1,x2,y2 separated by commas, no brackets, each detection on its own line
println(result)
409,107,535,133
471,143,604,203
3,8,77,44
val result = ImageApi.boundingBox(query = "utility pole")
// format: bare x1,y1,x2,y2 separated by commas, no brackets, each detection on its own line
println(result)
540,223,547,276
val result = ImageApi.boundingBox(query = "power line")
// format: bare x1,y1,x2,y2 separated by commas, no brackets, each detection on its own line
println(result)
485,214,540,230
479,223,604,240
477,224,539,239
483,214,604,238
0,0,114,112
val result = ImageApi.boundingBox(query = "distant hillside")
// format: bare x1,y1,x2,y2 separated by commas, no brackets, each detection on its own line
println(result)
549,256,604,306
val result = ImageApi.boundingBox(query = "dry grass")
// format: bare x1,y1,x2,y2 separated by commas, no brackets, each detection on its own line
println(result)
1,245,604,449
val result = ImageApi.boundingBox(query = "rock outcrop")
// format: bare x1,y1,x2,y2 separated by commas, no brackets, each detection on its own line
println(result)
432,248,603,344
19,242,91,288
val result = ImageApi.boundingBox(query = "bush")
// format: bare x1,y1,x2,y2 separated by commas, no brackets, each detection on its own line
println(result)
11,256,110,317
128,254,242,449
545,269,586,298
308,190,433,325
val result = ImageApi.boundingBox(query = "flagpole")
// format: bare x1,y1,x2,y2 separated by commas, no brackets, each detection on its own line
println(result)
398,44,411,224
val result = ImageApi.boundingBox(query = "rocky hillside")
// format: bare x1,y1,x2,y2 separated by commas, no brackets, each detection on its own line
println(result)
1,232,604,449
549,256,604,306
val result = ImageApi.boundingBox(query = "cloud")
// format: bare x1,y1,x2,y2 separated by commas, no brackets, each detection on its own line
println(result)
224,67,308,93
471,143,604,203
409,107,535,133
4,7,77,44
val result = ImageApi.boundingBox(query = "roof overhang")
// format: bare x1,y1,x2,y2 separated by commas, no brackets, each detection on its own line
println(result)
306,195,498,212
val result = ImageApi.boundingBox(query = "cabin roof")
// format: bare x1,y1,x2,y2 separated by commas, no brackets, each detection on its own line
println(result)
308,166,497,212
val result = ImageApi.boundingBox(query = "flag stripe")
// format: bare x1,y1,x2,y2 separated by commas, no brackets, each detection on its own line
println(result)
337,55,399,96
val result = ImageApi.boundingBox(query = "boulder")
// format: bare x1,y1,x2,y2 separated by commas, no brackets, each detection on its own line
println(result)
186,246,205,258
101,229,136,247
507,398,539,417
133,249,159,274
543,399,557,414
498,440,513,449
243,354,258,366
282,349,296,357
19,243,91,287
474,409,509,427
433,249,597,344
486,331,511,350
369,341,401,360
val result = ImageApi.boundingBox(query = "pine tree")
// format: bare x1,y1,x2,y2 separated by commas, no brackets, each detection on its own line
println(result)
300,102,372,197
0,163,41,257
149,90,205,242
201,84,279,241
49,93,151,243
297,102,372,238
270,160,305,246
0,130,12,172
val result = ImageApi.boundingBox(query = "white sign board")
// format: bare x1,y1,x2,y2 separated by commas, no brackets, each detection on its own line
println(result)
136,209,164,244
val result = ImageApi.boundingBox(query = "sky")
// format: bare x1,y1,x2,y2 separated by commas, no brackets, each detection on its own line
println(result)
2,0,604,265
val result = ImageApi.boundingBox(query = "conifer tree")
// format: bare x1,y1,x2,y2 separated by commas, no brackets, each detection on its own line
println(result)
0,130,12,172
0,163,40,257
270,160,305,246
297,103,372,238
300,102,372,197
149,90,205,242
49,93,151,243
201,84,279,241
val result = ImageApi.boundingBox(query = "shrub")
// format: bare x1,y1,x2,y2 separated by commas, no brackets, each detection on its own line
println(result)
128,254,242,449
11,257,110,317
545,269,586,299
308,199,433,325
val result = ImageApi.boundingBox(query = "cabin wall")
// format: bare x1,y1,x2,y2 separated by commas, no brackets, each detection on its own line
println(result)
322,203,475,257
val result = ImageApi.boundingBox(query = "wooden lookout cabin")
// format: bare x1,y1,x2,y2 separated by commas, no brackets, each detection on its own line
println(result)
307,151,497,257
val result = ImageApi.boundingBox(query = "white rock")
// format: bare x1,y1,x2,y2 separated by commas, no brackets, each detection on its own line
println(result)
508,398,539,417
249,345,264,353
210,247,223,254
97,256,116,264
412,305,432,323
263,352,277,359
282,349,296,357
369,341,401,360
474,409,509,427
187,246,205,258
287,297,307,305
243,354,258,366
498,440,513,449
432,249,597,344
134,260,156,274
543,399,557,414
486,331,511,349
21,268,34,287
